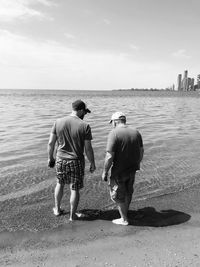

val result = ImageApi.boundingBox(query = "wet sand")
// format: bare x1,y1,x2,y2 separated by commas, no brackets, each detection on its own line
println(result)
0,184,200,266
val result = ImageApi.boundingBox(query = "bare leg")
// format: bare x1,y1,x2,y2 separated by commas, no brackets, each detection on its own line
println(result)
112,202,129,225
69,186,80,221
112,174,135,225
117,202,128,221
54,182,64,213
125,173,135,215
124,193,133,215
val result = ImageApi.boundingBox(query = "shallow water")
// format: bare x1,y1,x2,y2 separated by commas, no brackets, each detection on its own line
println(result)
0,89,200,210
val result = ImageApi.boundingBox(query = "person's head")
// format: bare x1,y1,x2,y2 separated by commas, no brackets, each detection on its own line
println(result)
72,99,91,119
109,111,126,127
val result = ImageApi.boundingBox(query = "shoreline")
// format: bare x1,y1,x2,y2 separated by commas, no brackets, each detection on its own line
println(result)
1,184,200,266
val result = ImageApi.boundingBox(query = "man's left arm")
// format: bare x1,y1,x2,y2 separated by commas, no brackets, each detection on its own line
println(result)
137,131,144,163
47,133,57,168
85,140,96,173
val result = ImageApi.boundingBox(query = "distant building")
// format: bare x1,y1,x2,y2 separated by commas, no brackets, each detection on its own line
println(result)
190,78,195,91
177,74,182,91
197,74,200,89
176,70,199,91
182,70,188,91
187,78,190,90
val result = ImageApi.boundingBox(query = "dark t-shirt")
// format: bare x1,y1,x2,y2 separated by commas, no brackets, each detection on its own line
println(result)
52,115,92,161
106,125,143,177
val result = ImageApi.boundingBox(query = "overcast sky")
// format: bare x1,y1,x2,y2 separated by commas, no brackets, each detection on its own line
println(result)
0,0,199,90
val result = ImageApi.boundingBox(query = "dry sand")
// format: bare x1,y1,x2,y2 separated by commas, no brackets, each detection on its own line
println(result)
1,184,200,267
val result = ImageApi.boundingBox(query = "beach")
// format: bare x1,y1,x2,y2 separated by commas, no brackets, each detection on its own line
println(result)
1,0,200,262
1,184,200,267
1,90,200,266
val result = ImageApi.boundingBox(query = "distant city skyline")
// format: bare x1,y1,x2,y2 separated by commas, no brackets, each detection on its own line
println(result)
0,0,200,90
176,70,200,91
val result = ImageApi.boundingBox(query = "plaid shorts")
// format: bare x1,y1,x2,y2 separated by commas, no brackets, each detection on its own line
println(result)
56,158,84,190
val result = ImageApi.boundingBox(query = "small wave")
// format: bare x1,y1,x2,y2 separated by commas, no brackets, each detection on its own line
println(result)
0,179,54,202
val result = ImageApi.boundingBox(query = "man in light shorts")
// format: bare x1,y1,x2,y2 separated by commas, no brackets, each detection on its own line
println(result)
48,100,96,221
102,112,144,226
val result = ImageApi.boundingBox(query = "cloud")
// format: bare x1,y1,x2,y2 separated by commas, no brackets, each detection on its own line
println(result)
0,30,172,89
129,44,140,51
172,49,191,59
0,0,53,21
36,0,53,6
64,33,76,40
0,30,68,68
103,18,111,25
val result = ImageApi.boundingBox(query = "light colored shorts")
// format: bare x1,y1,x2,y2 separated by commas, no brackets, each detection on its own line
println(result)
56,158,84,190
109,171,136,203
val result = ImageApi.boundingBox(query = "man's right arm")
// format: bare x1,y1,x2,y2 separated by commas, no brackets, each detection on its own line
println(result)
84,140,96,173
102,151,114,181
140,146,144,162
102,130,115,182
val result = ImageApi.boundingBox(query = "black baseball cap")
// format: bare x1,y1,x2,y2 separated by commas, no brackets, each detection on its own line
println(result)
72,99,91,113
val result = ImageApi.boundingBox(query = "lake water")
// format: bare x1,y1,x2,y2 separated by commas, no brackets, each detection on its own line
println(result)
0,89,200,210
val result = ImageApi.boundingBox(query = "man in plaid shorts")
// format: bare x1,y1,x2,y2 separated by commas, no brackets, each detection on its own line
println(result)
48,100,96,221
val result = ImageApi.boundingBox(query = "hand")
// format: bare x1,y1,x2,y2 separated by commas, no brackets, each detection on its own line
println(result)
102,172,108,182
89,163,96,173
48,159,55,168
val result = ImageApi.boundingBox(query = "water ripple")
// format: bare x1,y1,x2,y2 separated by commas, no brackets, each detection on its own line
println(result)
1,90,200,203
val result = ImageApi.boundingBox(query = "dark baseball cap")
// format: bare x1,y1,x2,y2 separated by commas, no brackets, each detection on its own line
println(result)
72,99,91,113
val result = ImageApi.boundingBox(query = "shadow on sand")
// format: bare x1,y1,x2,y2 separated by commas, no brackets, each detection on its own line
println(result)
77,207,191,227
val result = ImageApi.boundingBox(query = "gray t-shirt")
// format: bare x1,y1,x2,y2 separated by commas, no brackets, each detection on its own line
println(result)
52,115,92,161
106,125,143,177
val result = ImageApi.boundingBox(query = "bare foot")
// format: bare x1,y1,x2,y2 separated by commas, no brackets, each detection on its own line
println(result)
69,212,84,221
53,207,64,216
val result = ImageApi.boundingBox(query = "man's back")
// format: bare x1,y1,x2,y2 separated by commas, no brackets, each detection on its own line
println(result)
52,115,92,161
106,125,143,177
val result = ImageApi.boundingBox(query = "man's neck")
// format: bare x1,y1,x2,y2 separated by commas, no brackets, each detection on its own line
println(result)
71,111,79,117
71,110,84,120
116,123,126,128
